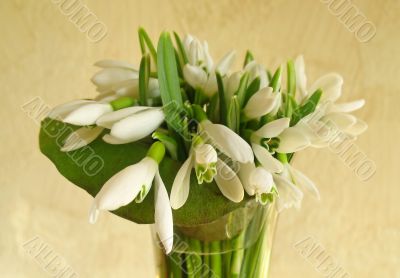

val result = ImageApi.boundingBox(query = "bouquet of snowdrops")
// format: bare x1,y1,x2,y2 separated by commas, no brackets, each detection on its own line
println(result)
40,28,366,275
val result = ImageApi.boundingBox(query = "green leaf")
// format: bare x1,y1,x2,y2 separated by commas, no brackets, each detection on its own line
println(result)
291,89,323,125
173,32,189,65
139,54,150,106
243,50,254,67
269,66,282,92
227,96,240,132
39,118,249,226
284,60,296,118
243,77,260,107
138,27,157,64
207,93,220,123
157,32,184,132
286,60,296,97
216,72,227,125
235,72,249,108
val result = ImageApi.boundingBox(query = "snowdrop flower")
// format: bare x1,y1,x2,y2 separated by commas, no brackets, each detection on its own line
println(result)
89,142,174,254
294,55,343,103
250,118,292,173
243,87,281,119
274,161,320,212
244,61,269,89
194,143,218,184
239,163,274,205
288,102,367,149
224,61,270,103
294,55,367,137
62,102,113,126
92,59,160,100
170,115,252,209
101,107,165,144
200,120,254,163
182,34,236,97
170,149,245,209
183,35,213,71
48,99,112,126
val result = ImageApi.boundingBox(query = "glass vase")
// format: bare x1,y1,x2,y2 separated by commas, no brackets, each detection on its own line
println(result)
152,200,278,278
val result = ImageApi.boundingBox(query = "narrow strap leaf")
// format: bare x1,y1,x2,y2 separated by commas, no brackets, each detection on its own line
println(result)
173,32,189,65
285,60,296,117
243,77,260,107
291,89,323,125
139,54,150,106
227,96,240,133
216,72,227,125
286,60,296,97
235,72,249,108
243,50,254,67
157,32,184,133
138,27,158,65
269,66,282,92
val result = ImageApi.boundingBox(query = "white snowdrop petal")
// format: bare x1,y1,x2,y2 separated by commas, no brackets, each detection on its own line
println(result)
322,112,357,131
295,55,307,102
94,59,137,70
215,159,244,203
91,68,139,88
226,72,242,101
288,165,320,200
48,100,93,120
154,171,174,254
254,118,291,139
195,144,218,165
183,34,194,52
345,119,368,136
102,134,133,145
243,87,277,119
63,103,112,126
250,167,274,193
330,99,365,113
276,127,311,153
188,39,204,66
202,41,214,71
216,51,236,75
203,73,218,97
245,61,268,89
61,126,104,152
274,174,304,212
170,155,193,210
252,143,283,173
92,158,153,212
111,108,165,142
238,163,256,196
183,64,208,89
309,73,343,103
202,122,254,163
96,106,149,129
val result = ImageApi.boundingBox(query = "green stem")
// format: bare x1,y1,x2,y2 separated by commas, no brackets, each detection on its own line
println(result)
189,239,202,278
230,231,245,278
203,242,210,278
210,241,222,278
168,252,183,278
186,252,195,278
247,225,266,278
222,241,232,278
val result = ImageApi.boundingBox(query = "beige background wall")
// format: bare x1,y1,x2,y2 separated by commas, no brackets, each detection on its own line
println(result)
1,0,399,277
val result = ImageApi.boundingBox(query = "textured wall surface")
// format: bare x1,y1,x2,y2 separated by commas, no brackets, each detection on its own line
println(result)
1,0,399,277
